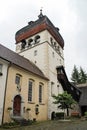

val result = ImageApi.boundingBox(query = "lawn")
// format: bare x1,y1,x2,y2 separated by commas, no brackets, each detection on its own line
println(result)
0,119,87,130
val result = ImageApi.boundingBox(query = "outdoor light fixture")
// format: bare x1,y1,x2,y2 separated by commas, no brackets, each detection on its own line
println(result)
35,104,39,115
17,84,21,92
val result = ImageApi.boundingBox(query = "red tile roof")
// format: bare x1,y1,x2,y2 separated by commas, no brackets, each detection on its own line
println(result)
15,15,64,48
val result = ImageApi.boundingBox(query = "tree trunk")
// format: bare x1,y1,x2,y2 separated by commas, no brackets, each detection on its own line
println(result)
67,108,69,116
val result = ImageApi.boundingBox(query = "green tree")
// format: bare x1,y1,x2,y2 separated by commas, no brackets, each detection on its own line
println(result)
71,65,80,84
79,67,87,84
71,65,87,84
53,91,76,118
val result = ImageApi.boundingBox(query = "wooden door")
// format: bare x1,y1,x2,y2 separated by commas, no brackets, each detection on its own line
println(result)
13,95,21,116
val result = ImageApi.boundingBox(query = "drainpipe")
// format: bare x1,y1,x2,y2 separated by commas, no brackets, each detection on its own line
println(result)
1,62,11,125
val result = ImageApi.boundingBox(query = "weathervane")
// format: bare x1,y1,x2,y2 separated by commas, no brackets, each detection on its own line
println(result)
40,7,43,14
38,7,43,18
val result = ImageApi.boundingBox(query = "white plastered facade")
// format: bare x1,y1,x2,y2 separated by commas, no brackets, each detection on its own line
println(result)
16,30,64,119
0,58,9,124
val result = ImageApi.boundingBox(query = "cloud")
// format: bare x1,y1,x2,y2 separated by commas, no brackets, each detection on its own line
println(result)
0,0,87,79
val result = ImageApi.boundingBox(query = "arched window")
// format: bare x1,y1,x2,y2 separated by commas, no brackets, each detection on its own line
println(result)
54,42,57,49
51,82,55,96
50,37,53,46
15,74,22,85
28,79,35,102
34,50,37,56
35,35,40,43
28,39,33,46
57,46,61,55
52,52,55,58
39,82,44,103
57,46,60,51
21,39,26,50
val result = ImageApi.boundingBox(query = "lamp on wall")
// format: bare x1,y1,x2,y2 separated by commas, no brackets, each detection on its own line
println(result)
35,104,39,115
17,84,21,92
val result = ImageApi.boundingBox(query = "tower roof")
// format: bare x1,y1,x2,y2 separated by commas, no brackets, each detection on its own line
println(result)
15,14,64,48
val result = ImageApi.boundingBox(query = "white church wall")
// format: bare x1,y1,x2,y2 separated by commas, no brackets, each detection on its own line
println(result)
16,29,65,119
0,59,9,125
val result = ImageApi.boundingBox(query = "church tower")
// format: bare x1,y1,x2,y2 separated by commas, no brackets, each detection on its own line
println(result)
15,10,65,119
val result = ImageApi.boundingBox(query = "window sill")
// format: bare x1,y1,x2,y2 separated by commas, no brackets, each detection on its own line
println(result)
28,102,35,104
39,103,45,105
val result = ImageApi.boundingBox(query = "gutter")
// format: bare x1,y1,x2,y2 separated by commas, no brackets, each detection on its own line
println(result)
1,62,11,124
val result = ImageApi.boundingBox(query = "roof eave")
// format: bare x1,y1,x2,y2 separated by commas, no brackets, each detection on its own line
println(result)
15,22,64,48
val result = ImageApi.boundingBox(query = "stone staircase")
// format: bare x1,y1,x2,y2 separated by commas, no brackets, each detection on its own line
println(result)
56,65,81,102
11,116,31,126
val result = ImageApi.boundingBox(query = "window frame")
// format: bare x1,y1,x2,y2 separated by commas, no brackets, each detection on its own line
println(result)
21,39,26,50
15,74,22,85
28,79,34,102
34,50,37,56
35,35,40,43
28,38,33,47
50,37,53,46
52,52,55,57
39,83,44,103
51,82,55,96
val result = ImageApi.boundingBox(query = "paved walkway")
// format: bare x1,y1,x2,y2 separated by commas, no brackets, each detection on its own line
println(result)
1,119,87,130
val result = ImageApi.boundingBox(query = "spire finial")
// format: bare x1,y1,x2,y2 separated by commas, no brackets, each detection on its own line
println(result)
38,7,43,19
40,7,43,14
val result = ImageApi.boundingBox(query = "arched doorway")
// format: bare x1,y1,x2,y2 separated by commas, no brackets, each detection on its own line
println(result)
13,95,21,116
51,111,56,120
81,106,87,116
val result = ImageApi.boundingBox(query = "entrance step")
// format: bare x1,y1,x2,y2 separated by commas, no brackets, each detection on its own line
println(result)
11,116,32,126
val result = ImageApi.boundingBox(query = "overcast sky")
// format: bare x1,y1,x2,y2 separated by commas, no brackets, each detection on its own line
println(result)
0,0,87,80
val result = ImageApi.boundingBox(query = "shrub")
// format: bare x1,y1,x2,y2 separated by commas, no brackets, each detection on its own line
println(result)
7,107,12,111
2,121,19,128
84,111,87,116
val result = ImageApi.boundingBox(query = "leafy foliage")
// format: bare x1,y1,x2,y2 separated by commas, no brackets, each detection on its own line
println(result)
79,67,87,83
53,91,76,116
84,111,87,117
71,65,80,84
71,65,87,84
